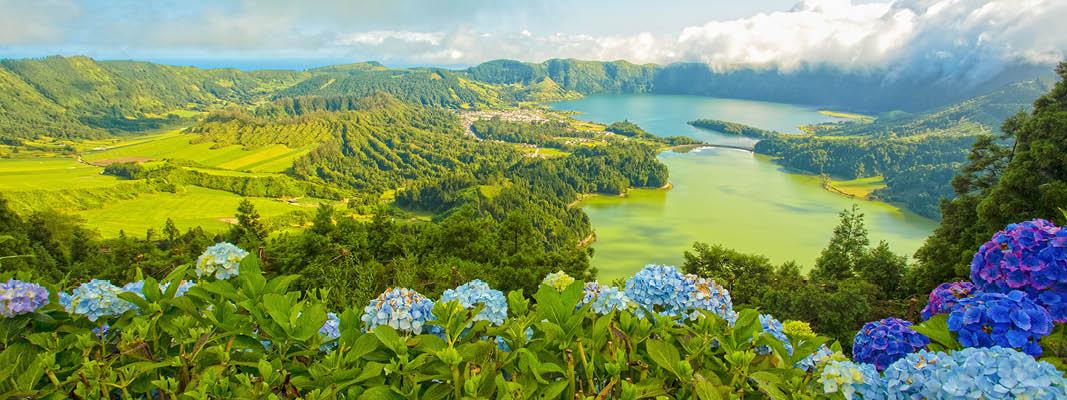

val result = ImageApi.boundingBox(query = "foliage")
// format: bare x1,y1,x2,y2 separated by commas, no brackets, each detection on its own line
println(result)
915,62,1067,291
689,119,779,139
0,253,840,399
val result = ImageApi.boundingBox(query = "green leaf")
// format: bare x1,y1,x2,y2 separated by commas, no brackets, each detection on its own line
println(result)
373,325,405,354
293,302,327,341
693,374,723,400
646,339,683,378
909,314,960,351
358,385,402,400
732,309,761,345
749,371,788,400
261,293,293,332
349,333,381,360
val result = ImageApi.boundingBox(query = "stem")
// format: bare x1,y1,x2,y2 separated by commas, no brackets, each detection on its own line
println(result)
565,348,576,399
452,365,462,399
577,341,595,395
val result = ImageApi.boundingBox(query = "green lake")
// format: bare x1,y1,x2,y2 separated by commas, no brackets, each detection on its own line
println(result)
550,94,938,282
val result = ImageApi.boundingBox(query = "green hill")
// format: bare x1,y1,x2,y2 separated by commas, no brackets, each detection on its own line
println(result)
463,58,657,94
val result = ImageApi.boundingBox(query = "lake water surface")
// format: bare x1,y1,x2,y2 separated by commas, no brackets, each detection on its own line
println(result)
550,94,937,282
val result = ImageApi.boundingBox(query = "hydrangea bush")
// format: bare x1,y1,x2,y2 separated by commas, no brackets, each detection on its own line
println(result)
0,279,49,317
947,290,1053,356
360,287,436,334
920,281,977,320
970,219,1067,322
195,242,248,280
852,317,930,371
686,273,737,323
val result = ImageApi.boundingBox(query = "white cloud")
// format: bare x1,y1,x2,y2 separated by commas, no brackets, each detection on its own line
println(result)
1,0,1063,84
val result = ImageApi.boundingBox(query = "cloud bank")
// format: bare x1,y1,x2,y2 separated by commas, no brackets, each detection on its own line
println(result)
0,0,1063,83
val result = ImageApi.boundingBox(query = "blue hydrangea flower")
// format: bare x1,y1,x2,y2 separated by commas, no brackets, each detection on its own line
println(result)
0,279,49,317
686,274,736,323
947,290,1053,356
590,286,633,315
92,324,111,340
820,360,885,400
795,345,836,371
625,265,694,317
319,312,340,351
542,271,576,292
580,281,601,307
440,280,507,325
61,279,137,322
853,317,930,372
361,288,435,334
884,347,1067,399
920,281,977,320
196,242,248,280
756,313,793,355
882,349,947,399
970,219,1067,322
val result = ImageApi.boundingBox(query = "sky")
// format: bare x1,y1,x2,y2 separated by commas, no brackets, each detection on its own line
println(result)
0,0,1064,82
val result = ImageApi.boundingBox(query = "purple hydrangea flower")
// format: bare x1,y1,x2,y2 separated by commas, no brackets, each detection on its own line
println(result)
0,279,50,317
947,290,1053,357
920,281,977,320
852,317,930,372
970,219,1067,322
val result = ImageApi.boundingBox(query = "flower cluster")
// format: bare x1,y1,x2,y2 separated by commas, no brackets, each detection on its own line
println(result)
60,280,137,322
320,312,340,340
920,281,977,320
0,279,49,317
625,265,693,317
541,271,575,292
970,219,1067,322
884,347,1067,399
782,320,816,340
319,312,341,351
196,242,248,280
852,317,929,371
580,281,600,307
589,286,633,315
440,280,507,325
820,360,884,400
947,290,1053,356
361,288,435,334
756,313,792,355
685,274,737,323
796,345,838,372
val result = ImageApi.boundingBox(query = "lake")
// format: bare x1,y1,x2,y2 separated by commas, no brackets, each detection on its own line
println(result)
550,94,938,282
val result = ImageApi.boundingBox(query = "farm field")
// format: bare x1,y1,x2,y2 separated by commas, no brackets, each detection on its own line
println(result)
0,157,119,190
77,185,328,237
81,130,313,173
828,176,886,198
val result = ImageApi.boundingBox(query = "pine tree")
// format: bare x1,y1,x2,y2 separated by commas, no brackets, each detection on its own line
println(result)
234,199,267,245
811,204,869,283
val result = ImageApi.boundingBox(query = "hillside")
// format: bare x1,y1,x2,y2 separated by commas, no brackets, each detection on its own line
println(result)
0,56,305,139
749,77,1054,219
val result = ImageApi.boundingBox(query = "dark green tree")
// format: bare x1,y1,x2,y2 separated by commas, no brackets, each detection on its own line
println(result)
855,241,907,299
683,242,774,307
233,199,267,246
811,205,869,283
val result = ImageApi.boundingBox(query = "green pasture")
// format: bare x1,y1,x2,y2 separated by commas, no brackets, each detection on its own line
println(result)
829,176,886,198
82,130,312,173
0,157,120,190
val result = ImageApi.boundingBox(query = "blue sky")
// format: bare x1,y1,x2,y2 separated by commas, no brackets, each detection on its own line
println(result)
0,0,1064,80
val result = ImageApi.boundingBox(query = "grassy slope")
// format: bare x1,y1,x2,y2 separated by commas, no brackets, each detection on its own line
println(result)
828,176,886,198
81,130,312,173
77,186,324,237
0,157,120,190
